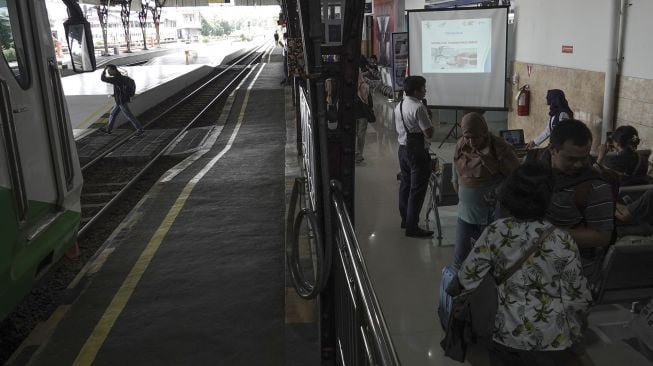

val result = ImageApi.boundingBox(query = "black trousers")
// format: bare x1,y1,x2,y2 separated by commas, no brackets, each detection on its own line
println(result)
398,145,431,229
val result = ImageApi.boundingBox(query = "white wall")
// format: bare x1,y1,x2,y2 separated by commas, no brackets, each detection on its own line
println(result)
405,0,425,10
513,0,611,73
621,0,653,79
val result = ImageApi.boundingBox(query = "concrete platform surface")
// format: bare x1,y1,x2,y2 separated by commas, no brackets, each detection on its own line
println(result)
16,50,298,366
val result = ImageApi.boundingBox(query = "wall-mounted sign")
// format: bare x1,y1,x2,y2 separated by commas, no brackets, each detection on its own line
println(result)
364,2,372,14
391,32,408,93
562,45,573,54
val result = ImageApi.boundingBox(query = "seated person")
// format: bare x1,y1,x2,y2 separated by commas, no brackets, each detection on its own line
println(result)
526,120,614,250
459,162,592,364
596,125,647,185
616,187,653,226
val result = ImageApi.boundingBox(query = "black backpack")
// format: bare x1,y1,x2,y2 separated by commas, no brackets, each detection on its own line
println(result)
124,76,136,99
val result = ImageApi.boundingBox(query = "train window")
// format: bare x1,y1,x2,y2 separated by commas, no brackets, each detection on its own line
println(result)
0,0,29,87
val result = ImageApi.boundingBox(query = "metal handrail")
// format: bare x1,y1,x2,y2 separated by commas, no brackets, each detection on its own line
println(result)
286,177,329,299
330,180,401,366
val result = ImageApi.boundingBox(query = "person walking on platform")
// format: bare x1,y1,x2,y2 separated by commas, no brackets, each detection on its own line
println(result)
100,64,144,136
274,30,279,46
395,76,435,238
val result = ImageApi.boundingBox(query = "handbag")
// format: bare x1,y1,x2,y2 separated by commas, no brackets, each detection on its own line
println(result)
366,94,376,123
366,104,376,123
469,226,555,339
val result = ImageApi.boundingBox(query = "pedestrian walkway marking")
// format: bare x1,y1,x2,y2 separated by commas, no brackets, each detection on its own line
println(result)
72,62,267,366
159,56,261,183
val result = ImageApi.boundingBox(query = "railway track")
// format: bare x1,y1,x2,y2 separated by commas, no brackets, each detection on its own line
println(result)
78,42,271,237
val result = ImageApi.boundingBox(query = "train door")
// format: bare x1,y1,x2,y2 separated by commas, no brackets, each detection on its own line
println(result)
0,1,81,251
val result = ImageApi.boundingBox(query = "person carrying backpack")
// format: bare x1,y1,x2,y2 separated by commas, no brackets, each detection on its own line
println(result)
100,64,144,136
525,120,616,277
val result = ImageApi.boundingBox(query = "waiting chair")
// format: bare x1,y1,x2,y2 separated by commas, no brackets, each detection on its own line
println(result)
592,236,653,305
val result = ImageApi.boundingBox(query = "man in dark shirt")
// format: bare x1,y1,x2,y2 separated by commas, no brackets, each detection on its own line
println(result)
531,120,614,249
100,64,144,136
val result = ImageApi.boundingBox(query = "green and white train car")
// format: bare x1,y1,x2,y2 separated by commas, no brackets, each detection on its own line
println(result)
0,0,95,321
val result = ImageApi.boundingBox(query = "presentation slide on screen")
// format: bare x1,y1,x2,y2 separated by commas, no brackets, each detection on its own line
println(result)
421,18,492,73
408,7,508,109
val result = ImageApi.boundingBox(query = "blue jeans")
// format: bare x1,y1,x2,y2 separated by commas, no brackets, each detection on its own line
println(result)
454,218,485,266
106,102,143,132
398,145,431,229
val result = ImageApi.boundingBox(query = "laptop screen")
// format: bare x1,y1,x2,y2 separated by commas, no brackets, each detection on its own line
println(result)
500,129,525,147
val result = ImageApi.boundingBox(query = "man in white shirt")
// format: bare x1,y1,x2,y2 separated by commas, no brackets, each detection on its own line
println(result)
395,76,436,238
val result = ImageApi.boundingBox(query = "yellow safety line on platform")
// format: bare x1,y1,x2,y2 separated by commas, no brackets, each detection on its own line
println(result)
75,100,113,129
72,62,267,366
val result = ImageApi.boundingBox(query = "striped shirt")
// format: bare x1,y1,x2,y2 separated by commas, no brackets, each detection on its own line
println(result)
546,179,614,232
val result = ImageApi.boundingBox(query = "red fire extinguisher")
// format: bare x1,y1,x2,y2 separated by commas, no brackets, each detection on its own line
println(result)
516,85,530,116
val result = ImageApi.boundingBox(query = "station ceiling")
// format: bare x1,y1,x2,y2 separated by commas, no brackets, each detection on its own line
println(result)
79,0,280,9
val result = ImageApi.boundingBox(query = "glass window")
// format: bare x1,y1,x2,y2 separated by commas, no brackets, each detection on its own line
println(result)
328,5,341,20
0,0,29,86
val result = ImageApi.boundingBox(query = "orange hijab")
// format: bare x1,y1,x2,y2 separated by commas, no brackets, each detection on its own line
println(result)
454,113,519,187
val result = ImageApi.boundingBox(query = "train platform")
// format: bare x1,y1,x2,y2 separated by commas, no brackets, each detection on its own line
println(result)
64,38,268,140
353,92,653,365
8,47,308,366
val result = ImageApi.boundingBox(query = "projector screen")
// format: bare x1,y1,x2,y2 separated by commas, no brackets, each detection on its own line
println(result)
408,7,508,109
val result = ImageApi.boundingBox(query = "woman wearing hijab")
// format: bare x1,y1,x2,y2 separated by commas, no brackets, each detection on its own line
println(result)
527,89,573,148
452,112,520,265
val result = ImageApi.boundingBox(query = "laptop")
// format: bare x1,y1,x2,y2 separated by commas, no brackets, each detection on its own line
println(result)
500,129,526,149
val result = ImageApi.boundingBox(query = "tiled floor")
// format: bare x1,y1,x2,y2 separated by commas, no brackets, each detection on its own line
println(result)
354,92,653,365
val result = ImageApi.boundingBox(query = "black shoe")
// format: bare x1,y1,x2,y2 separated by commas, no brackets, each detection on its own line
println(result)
405,227,434,238
99,127,112,135
135,129,145,137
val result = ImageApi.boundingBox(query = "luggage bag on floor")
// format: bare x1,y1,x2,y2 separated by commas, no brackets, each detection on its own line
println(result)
438,264,457,330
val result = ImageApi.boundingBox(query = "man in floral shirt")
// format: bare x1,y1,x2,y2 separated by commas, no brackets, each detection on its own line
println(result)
459,163,593,365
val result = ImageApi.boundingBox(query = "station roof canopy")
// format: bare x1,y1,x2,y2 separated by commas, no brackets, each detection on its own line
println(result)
79,0,280,9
